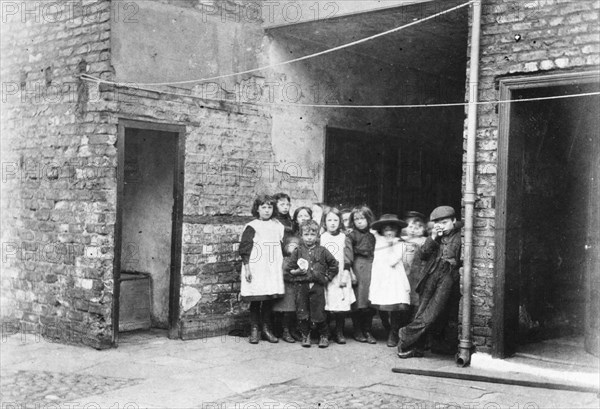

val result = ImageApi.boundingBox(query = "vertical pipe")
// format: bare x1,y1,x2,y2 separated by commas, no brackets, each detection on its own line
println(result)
456,0,482,368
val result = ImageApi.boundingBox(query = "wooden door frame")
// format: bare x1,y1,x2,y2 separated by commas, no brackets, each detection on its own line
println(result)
493,70,600,358
112,119,186,346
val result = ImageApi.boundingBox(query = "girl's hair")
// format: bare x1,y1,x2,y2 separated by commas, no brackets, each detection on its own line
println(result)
340,207,353,215
321,207,343,235
350,205,375,229
292,206,313,234
273,192,292,219
299,219,320,235
274,192,291,203
406,216,426,226
251,194,276,219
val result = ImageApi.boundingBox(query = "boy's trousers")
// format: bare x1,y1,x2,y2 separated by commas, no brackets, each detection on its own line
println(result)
295,282,326,323
398,265,460,352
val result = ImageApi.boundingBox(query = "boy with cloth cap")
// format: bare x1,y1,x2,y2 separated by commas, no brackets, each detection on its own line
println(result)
397,206,462,358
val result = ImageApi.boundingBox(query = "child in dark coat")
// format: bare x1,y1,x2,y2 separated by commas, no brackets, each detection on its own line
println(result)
285,220,339,348
398,206,462,358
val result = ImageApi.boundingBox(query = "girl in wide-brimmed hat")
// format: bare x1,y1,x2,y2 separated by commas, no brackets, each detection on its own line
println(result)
369,214,411,347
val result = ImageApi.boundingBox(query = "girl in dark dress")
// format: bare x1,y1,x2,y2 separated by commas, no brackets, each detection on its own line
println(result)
273,205,312,342
344,205,377,344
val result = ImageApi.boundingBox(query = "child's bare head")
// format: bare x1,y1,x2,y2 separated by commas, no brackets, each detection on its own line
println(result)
350,205,374,230
300,220,320,246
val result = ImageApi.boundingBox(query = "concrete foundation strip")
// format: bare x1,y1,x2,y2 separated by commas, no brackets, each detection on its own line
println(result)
391,368,599,394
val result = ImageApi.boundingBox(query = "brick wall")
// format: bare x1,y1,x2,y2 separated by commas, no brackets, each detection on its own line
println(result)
110,85,316,339
464,0,600,352
1,0,115,348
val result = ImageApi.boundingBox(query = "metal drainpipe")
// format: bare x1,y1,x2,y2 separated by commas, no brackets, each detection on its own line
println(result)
456,0,482,368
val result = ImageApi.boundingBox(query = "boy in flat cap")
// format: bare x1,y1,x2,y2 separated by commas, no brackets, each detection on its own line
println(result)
397,205,462,358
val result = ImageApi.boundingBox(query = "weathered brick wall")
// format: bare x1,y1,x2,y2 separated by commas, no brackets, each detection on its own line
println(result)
464,0,600,352
1,0,115,348
109,85,314,339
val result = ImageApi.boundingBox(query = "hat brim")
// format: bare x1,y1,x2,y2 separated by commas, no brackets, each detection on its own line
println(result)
372,219,408,230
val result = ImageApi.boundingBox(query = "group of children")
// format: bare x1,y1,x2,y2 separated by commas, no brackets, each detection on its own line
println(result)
238,193,462,358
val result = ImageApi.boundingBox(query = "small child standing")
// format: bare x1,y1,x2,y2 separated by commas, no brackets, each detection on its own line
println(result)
285,220,339,348
401,211,428,311
239,195,285,344
273,206,313,342
320,208,356,344
272,193,296,343
369,214,411,347
345,205,377,344
273,193,293,236
341,208,354,235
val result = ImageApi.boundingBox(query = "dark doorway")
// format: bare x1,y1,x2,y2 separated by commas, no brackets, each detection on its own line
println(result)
494,72,600,358
113,120,185,344
324,127,462,218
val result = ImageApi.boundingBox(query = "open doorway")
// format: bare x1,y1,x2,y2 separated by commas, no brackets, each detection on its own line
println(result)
494,72,600,359
112,120,185,344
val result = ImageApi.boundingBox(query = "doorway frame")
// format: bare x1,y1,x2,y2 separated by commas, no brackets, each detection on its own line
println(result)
493,70,600,358
112,119,186,345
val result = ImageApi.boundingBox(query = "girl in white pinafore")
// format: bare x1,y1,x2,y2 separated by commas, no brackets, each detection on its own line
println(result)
320,208,355,344
239,195,285,344
369,214,411,347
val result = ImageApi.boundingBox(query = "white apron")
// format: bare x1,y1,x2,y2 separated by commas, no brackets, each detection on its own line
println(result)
240,219,285,299
321,232,356,311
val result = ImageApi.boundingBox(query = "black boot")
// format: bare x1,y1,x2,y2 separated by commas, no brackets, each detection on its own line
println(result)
317,321,329,348
262,324,279,343
362,309,376,344
379,311,391,332
288,313,302,341
387,311,401,347
282,327,295,343
352,312,367,343
335,314,346,345
249,325,260,344
299,320,311,347
281,313,295,343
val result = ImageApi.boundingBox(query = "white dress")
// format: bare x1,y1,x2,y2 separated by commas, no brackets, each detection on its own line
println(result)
320,232,355,311
369,233,411,309
240,219,285,300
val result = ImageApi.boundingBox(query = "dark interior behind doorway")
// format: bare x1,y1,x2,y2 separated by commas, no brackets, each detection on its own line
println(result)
506,83,599,351
324,127,462,218
120,128,177,330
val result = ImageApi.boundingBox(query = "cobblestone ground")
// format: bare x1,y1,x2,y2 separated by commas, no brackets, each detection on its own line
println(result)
213,382,437,409
0,370,141,409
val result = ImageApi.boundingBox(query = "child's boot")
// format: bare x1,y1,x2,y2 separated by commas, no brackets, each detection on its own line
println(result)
362,309,376,344
317,321,329,348
352,312,367,343
261,324,279,343
387,311,401,347
379,310,391,332
289,314,303,341
249,325,260,344
299,320,311,348
281,313,295,343
335,314,346,344
282,327,295,343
